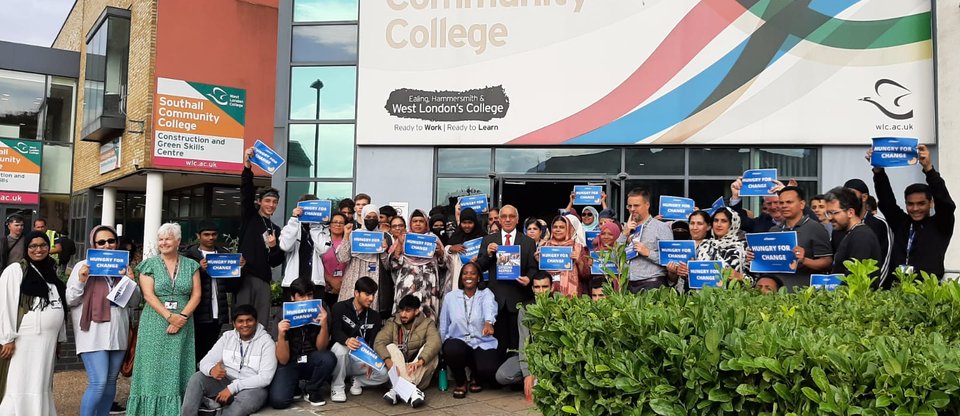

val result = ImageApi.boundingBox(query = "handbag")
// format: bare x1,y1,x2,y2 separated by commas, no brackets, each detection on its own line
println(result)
121,319,138,377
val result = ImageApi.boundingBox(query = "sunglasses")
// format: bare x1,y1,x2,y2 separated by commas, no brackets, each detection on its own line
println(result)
582,212,594,217
96,238,117,246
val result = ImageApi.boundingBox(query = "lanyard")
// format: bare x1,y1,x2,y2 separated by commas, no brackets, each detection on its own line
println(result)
356,307,369,340
906,223,917,264
463,292,477,333
167,258,180,289
238,339,249,370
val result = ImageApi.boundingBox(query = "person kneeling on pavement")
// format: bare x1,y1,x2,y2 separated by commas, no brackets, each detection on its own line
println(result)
268,278,337,408
329,276,389,402
373,294,441,408
181,304,277,416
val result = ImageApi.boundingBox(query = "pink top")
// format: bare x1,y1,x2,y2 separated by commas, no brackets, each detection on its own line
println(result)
322,238,346,289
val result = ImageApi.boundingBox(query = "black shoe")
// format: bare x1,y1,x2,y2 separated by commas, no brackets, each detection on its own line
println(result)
292,387,304,400
305,392,327,406
109,402,126,415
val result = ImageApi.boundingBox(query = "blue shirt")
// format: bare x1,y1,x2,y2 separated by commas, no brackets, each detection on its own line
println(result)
439,289,498,350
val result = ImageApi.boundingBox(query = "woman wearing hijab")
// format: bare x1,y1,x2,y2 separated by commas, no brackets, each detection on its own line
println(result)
335,204,391,307
390,209,445,320
580,206,600,232
67,225,141,416
589,221,623,290
444,208,486,295
523,218,549,247
430,213,449,245
322,212,349,308
538,216,590,297
0,231,67,415
696,208,748,281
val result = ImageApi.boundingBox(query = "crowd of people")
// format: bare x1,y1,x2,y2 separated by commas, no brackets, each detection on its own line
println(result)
0,144,954,415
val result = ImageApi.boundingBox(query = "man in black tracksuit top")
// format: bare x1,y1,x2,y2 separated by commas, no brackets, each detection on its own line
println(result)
871,144,955,279
239,147,284,330
328,276,388,402
182,220,234,363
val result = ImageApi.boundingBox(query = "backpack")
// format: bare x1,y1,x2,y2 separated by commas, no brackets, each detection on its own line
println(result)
58,236,77,259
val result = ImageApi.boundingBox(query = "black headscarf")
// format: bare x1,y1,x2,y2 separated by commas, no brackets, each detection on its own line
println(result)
20,231,67,311
447,208,485,245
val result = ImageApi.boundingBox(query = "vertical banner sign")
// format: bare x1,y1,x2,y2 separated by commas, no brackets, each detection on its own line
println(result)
658,196,695,221
0,138,42,205
871,137,919,168
99,138,121,174
740,169,778,197
153,77,246,171
746,232,799,273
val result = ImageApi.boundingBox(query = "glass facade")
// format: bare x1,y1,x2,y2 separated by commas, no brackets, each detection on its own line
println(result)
0,69,45,139
82,11,129,141
293,0,359,22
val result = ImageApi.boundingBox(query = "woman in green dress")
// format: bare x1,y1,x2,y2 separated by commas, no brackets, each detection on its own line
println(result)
126,223,201,415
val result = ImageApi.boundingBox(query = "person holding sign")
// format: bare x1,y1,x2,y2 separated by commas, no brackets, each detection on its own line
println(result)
589,221,623,289
268,279,336,409
868,144,955,279
181,305,277,416
666,211,712,291
373,295,440,408
618,187,673,293
842,179,893,288
475,205,539,358
181,221,237,364
329,277,388,403
695,208,748,281
537,216,590,297
0,231,67,415
335,204,391,309
126,223,201,416
239,147,284,334
390,210,445,320
321,213,349,309
279,194,332,289
823,187,881,277
444,208,486,294
439,263,499,399
66,225,140,416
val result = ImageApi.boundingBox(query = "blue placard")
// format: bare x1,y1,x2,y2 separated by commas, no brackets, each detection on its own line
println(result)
459,237,483,264
282,300,323,328
351,231,384,254
251,139,285,175
349,337,386,373
740,169,778,197
706,197,725,216
298,200,332,223
584,230,600,251
573,186,603,205
496,245,521,280
459,194,489,214
688,260,723,289
404,233,437,259
658,240,697,266
810,274,844,291
590,251,619,275
659,196,695,221
871,137,919,168
206,253,241,278
539,246,573,271
624,224,644,260
86,249,129,277
746,231,799,274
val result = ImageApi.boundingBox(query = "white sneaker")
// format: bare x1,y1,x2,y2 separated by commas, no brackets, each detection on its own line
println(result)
383,389,398,405
350,378,363,396
331,389,347,403
409,388,426,408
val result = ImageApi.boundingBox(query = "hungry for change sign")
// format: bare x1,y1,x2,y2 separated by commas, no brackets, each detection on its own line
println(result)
810,274,844,291
352,231,385,254
283,300,323,328
573,186,603,205
871,137,918,168
459,237,482,264
459,194,488,213
539,246,573,271
746,232,799,274
658,240,696,266
404,233,438,258
590,251,618,275
688,260,723,289
86,249,129,277
658,196,695,221
205,253,241,278
298,200,333,223
740,169,778,197
251,140,285,175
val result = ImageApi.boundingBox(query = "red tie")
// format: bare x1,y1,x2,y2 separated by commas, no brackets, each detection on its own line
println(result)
504,233,512,246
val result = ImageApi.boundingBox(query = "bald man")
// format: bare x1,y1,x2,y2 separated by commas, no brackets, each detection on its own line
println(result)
475,205,540,359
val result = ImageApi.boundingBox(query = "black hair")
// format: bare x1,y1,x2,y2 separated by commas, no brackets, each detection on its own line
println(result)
810,194,826,202
777,185,806,201
338,198,355,210
754,275,783,290
397,294,422,310
429,205,446,217
688,210,712,225
297,194,318,202
232,304,258,322
590,277,607,290
355,276,378,295
34,217,47,226
531,270,552,284
459,261,482,286
197,220,218,233
904,183,932,200
824,186,862,216
5,213,24,225
379,205,398,217
550,215,567,228
330,212,347,224
256,187,280,201
117,235,137,254
524,217,542,231
865,195,878,212
711,208,732,223
289,278,316,299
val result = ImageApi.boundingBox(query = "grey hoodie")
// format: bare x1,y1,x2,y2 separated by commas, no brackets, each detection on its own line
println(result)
198,323,277,394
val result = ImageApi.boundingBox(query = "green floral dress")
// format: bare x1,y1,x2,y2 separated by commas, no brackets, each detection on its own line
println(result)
126,255,200,416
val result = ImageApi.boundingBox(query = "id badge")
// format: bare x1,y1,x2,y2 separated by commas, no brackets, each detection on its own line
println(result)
898,265,914,275
333,269,343,277
50,299,63,310
263,230,272,247
298,355,308,364
550,272,561,282
367,263,377,273
164,301,180,310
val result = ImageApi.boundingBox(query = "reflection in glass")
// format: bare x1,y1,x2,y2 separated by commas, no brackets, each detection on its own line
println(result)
286,182,353,213
625,148,683,175
688,180,735,212
436,178,491,207
0,69,45,139
437,148,491,175
292,26,358,63
495,148,619,174
40,144,73,194
758,148,818,178
43,77,76,142
294,0,358,22
622,179,684,217
689,148,750,176
290,66,357,120
288,124,355,178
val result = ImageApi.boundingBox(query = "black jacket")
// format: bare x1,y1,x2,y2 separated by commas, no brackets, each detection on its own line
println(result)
475,230,539,313
238,166,284,282
874,167,955,279
181,244,232,324
330,299,382,345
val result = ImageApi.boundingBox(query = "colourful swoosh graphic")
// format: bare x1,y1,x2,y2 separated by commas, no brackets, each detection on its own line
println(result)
508,0,932,145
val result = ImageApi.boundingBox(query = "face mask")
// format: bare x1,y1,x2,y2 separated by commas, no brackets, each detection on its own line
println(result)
364,218,379,231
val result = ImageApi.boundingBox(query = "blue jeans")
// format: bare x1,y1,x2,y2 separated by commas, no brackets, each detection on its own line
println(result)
80,350,126,416
268,350,337,409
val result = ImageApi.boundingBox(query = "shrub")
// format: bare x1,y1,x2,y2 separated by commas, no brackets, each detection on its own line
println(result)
524,260,960,415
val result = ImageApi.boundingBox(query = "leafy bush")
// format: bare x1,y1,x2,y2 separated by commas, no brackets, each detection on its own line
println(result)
524,260,960,415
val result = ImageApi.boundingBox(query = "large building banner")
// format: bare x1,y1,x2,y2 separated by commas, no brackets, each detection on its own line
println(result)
0,138,42,205
357,0,933,146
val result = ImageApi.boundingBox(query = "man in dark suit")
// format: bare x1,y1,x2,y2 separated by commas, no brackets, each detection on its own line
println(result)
475,205,539,359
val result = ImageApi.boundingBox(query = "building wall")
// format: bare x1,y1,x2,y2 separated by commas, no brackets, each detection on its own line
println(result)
935,1,959,274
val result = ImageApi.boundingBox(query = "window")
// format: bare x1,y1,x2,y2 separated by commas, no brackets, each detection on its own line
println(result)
293,0,358,22
0,69,45,140
495,148,619,174
288,124,355,178
625,148,684,176
438,148,491,175
40,143,72,194
42,77,76,143
436,178,492,207
289,66,357,120
757,148,818,178
81,8,130,142
689,148,750,176
292,25,358,63
286,181,354,212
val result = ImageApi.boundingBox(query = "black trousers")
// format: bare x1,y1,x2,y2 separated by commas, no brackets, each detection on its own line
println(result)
194,321,223,364
442,338,499,388
493,308,520,359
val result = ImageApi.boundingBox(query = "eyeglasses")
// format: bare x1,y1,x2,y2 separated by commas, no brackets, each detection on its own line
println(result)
824,210,844,218
27,243,48,251
95,238,117,246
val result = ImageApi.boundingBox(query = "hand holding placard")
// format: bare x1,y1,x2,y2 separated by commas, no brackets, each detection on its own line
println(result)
740,169,778,196
249,140,286,175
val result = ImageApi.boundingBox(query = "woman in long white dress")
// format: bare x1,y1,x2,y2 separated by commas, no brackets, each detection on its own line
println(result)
0,231,67,415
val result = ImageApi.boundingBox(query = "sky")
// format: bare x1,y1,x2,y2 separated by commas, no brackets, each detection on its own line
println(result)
0,0,75,47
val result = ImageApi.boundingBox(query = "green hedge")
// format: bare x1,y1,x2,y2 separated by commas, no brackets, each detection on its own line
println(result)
524,261,960,415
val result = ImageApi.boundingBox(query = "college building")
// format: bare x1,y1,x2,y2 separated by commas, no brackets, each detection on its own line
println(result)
1,0,958,275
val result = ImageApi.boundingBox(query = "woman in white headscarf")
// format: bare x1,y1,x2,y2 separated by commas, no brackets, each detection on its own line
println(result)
580,206,600,232
696,207,748,281
336,204,391,305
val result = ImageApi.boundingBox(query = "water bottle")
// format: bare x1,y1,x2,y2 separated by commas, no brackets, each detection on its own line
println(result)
438,360,448,391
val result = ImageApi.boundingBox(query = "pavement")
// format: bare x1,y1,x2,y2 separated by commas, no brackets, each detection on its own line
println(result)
53,370,540,416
